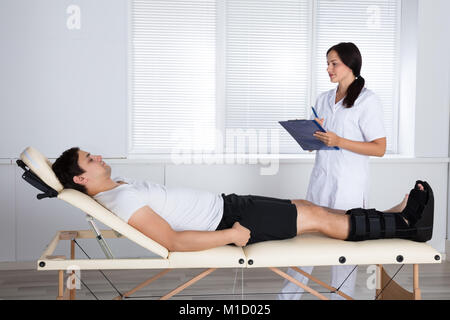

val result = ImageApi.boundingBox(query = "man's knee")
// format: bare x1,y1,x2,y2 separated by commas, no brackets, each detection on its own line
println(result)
296,205,324,234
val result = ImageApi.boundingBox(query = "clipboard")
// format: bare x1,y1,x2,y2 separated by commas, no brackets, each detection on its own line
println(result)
279,120,340,151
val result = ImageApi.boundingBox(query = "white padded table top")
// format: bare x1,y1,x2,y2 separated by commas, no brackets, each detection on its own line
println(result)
243,233,442,268
168,246,246,268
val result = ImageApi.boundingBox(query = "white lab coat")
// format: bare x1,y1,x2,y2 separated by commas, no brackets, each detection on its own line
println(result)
306,86,386,210
278,87,386,300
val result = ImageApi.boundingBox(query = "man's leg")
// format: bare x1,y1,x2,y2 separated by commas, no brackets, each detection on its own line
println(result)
279,182,431,300
292,201,350,239
290,190,416,240
292,181,433,242
292,195,409,216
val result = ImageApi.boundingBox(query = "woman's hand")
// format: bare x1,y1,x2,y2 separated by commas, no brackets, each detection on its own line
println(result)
308,118,327,151
313,130,341,148
231,222,251,247
315,118,325,127
312,117,341,148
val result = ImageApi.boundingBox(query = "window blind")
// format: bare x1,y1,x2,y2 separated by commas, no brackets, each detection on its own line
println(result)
225,0,312,154
314,0,400,152
130,0,216,154
130,0,401,155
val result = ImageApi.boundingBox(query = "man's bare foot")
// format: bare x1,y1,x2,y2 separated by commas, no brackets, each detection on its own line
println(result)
396,194,409,212
388,183,425,213
386,184,425,225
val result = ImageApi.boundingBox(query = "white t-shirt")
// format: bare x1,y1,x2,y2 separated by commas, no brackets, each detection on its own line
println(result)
94,177,224,232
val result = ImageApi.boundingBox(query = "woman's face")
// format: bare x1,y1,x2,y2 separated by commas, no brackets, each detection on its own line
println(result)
326,50,354,84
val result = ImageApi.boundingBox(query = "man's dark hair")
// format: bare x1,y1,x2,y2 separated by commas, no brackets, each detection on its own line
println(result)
52,147,88,194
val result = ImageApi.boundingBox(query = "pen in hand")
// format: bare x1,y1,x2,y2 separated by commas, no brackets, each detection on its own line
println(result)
311,106,324,127
311,106,338,150
311,106,319,119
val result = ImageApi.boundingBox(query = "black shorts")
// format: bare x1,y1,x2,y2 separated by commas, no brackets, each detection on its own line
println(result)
216,194,298,245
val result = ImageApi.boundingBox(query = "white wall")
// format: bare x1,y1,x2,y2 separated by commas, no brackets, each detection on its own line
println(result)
414,0,450,242
415,0,450,157
0,163,15,261
0,0,128,159
0,0,449,262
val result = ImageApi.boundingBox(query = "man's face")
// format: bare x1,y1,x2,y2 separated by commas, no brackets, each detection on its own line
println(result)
76,150,111,184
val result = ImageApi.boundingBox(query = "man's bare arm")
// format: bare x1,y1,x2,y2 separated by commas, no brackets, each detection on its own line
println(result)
128,205,250,252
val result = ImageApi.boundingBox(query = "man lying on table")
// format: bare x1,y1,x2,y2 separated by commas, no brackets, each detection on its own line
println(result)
51,147,434,252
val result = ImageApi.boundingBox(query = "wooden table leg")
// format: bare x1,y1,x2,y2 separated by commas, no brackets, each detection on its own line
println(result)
57,270,64,300
70,240,76,300
413,264,421,300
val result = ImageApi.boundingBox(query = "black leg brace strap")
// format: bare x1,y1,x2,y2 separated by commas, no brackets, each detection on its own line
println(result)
347,209,397,241
367,210,381,239
383,213,396,238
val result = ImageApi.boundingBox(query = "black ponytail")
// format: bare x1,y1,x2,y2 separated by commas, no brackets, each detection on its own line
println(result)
344,76,365,108
327,42,364,108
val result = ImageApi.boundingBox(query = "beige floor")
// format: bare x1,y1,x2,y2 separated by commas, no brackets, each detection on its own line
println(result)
1,261,449,300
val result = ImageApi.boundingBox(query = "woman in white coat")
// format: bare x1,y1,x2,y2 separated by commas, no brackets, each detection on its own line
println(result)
278,42,387,300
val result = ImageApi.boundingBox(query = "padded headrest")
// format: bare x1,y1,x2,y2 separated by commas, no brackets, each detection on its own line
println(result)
20,147,64,192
